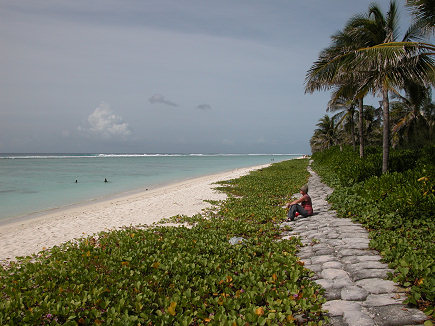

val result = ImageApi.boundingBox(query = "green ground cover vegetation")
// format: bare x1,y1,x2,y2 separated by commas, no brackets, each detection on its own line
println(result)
0,159,328,325
311,145,434,318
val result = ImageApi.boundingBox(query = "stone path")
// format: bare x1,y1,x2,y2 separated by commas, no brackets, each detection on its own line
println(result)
280,165,428,326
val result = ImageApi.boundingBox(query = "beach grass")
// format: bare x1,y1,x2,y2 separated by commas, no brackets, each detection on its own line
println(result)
0,159,328,325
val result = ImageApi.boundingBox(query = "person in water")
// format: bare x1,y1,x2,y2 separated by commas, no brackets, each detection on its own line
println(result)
104,178,108,183
286,184,313,221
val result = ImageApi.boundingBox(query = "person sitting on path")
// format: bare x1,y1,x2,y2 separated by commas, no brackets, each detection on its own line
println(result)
286,184,313,221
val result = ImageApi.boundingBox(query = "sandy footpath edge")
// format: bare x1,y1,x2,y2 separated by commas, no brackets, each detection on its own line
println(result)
0,164,270,263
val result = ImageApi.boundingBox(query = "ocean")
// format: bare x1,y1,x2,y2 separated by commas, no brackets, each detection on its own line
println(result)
0,153,301,223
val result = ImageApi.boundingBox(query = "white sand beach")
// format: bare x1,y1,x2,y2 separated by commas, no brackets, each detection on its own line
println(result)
0,164,269,263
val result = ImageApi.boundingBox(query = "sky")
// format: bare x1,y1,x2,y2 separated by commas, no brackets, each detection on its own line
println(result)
0,0,413,154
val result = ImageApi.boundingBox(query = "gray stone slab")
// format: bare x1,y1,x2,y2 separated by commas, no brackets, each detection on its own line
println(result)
355,278,399,294
321,268,349,280
311,255,336,264
300,258,311,266
342,255,381,264
324,288,342,300
297,251,313,259
340,242,371,250
305,263,322,273
325,233,340,239
351,269,392,281
341,286,369,301
314,248,336,256
331,220,356,226
327,316,347,326
350,261,389,270
323,261,343,269
343,309,375,326
341,232,369,239
314,278,332,290
338,226,367,233
324,239,346,246
331,277,353,289
338,249,378,257
367,305,428,325
362,293,405,306
323,300,361,317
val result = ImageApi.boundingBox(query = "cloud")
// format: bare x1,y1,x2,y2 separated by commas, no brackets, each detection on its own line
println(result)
79,102,131,139
149,94,178,107
197,104,212,110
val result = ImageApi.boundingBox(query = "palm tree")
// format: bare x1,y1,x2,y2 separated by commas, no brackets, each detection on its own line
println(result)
327,93,357,150
310,114,340,153
306,1,434,172
406,0,435,36
306,27,370,158
390,82,434,148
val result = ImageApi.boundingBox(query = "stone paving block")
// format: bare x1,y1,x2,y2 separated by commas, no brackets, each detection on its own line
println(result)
332,220,356,226
342,255,380,264
311,255,336,264
362,293,405,306
350,261,389,270
351,269,392,282
300,258,311,265
297,251,313,259
338,226,368,233
338,249,378,257
340,242,372,250
331,277,353,289
355,278,400,294
321,268,349,280
343,309,375,326
341,238,370,245
323,300,361,316
324,239,346,247
305,263,322,273
341,285,369,301
327,316,347,326
340,232,369,239
324,288,342,300
325,233,340,239
323,261,343,269
314,248,336,256
367,305,428,325
315,277,330,286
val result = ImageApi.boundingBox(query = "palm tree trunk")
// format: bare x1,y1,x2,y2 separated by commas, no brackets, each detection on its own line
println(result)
358,98,364,158
382,87,390,173
350,108,356,150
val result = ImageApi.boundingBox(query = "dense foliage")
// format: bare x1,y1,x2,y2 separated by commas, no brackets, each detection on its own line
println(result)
311,146,435,318
0,159,328,325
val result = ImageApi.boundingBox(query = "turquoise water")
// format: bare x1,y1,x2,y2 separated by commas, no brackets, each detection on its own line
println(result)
0,154,300,222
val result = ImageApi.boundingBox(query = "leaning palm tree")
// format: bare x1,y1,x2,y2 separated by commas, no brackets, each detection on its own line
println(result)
306,0,434,172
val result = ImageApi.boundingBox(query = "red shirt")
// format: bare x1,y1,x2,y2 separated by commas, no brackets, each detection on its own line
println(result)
301,194,313,215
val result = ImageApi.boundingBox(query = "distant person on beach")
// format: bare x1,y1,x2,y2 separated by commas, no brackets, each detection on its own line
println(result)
286,184,313,221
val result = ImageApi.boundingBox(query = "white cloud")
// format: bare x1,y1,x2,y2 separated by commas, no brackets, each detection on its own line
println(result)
149,94,178,107
79,102,131,139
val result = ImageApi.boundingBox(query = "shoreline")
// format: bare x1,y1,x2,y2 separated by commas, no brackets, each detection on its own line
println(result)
0,163,271,263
